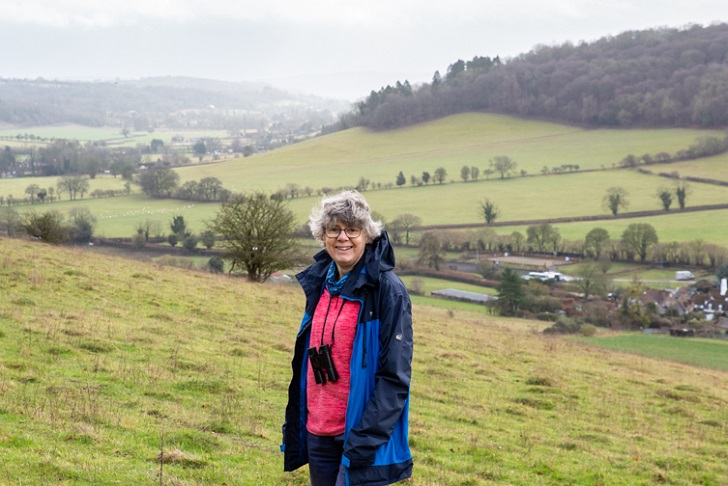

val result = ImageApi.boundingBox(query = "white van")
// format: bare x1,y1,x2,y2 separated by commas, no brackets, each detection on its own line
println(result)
526,271,564,282
675,270,695,281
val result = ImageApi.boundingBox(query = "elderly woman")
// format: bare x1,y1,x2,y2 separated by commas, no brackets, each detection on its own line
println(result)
282,190,413,486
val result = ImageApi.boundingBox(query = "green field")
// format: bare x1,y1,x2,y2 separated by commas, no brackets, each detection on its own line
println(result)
0,124,128,142
400,275,497,296
579,334,728,371
497,207,728,249
2,113,728,252
2,238,728,484
175,113,723,193
0,125,230,148
3,170,728,244
339,170,728,224
660,151,728,180
0,173,129,199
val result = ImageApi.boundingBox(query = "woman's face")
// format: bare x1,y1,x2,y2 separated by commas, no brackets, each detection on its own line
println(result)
324,221,366,277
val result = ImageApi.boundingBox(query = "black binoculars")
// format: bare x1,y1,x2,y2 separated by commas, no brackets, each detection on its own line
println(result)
308,344,339,384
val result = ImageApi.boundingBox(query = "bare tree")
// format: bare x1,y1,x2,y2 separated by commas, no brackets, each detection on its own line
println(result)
418,231,445,270
490,155,518,179
391,214,422,246
57,175,91,201
603,187,629,216
209,193,299,282
460,165,470,182
621,223,658,262
574,261,609,300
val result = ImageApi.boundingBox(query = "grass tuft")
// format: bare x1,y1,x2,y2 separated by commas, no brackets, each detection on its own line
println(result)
513,396,556,410
156,448,207,468
11,297,35,306
525,375,555,387
656,388,701,402
77,340,115,353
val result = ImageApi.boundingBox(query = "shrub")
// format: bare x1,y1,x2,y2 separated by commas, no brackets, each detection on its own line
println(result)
580,324,597,337
407,278,425,296
477,260,502,280
397,255,415,270
208,256,224,274
200,230,216,250
132,232,146,248
67,207,97,243
543,320,581,334
525,295,562,314
22,210,68,243
182,234,199,252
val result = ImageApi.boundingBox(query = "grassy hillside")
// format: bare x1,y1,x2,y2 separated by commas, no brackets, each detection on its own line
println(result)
2,113,728,250
175,113,723,193
2,238,728,485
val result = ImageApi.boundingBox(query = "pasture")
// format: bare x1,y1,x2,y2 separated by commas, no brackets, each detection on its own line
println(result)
2,113,728,254
0,125,230,148
660,151,728,180
175,113,723,193
335,170,728,224
579,334,728,371
0,173,129,198
2,238,728,485
0,125,128,144
399,275,498,296
497,207,728,251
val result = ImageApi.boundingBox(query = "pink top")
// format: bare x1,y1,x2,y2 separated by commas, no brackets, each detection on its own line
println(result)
306,289,360,436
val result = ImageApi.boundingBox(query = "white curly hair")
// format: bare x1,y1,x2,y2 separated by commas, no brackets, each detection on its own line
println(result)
308,190,382,245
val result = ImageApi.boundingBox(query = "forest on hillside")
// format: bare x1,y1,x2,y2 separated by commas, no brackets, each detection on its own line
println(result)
345,23,728,131
0,77,344,130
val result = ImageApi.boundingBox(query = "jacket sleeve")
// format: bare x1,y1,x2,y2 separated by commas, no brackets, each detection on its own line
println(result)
343,276,413,468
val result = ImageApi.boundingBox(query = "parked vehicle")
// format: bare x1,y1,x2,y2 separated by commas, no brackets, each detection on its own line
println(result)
675,270,695,281
523,271,565,282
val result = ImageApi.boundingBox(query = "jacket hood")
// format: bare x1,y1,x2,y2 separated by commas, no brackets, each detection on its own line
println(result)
297,230,395,299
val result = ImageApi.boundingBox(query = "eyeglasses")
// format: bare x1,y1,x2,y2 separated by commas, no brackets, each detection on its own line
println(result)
325,227,361,239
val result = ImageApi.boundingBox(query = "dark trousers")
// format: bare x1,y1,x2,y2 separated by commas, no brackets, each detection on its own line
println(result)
307,433,346,486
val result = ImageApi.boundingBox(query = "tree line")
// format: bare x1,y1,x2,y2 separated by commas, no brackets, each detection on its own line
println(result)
411,221,727,270
337,23,728,131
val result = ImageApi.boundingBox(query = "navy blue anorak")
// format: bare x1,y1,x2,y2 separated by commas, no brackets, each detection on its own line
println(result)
282,231,413,485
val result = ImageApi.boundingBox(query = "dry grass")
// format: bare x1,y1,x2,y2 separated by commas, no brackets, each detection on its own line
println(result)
1,237,728,485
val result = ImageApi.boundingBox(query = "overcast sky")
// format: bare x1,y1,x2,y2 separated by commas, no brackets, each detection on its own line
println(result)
2,0,727,101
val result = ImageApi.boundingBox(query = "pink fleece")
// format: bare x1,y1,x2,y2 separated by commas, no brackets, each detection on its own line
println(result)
306,289,360,436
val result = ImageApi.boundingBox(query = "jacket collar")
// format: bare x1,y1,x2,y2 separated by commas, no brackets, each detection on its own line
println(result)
297,231,395,300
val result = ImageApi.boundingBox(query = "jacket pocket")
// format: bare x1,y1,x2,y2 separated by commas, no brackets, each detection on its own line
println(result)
280,422,287,452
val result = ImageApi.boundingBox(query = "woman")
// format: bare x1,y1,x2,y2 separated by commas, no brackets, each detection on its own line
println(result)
282,190,413,485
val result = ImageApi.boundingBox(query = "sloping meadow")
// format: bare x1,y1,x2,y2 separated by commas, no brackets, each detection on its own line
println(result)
1,238,727,485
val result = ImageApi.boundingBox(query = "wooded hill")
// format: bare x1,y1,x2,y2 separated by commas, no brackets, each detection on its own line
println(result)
347,23,728,130
0,76,345,130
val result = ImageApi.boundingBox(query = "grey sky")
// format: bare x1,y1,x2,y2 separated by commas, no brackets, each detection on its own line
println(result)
2,0,727,101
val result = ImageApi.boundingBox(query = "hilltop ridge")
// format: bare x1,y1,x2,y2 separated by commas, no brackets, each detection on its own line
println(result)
345,23,728,131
